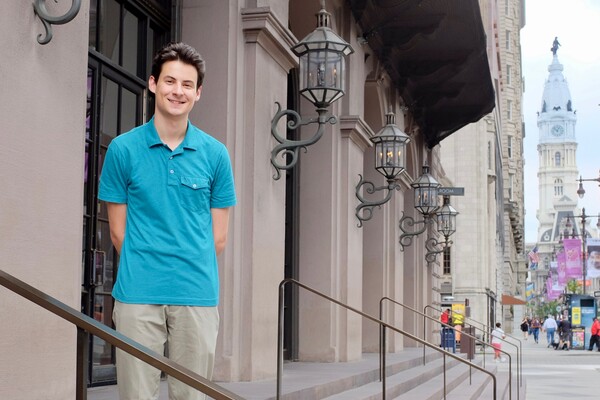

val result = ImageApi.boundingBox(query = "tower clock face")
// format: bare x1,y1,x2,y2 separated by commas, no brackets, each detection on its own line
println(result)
551,124,564,136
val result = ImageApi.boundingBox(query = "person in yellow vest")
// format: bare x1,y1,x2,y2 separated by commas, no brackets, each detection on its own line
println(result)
452,309,465,342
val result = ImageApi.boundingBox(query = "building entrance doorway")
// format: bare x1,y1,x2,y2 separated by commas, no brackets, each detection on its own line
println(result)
83,0,171,386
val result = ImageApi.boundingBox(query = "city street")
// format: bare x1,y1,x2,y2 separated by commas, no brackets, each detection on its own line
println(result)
501,333,600,399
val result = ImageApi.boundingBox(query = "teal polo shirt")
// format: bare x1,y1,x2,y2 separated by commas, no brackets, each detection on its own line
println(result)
98,118,236,306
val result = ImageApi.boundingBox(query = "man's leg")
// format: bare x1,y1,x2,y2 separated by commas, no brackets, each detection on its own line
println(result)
113,302,168,400
166,306,219,400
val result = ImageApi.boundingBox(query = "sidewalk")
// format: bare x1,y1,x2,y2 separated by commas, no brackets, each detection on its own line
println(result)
89,334,600,399
499,332,600,400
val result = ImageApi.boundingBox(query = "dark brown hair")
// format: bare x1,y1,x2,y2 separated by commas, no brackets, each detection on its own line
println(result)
150,42,205,88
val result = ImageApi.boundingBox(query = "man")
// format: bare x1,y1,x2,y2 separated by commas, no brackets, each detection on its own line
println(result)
542,314,557,348
99,42,236,400
530,317,541,343
556,316,572,351
588,317,600,351
586,249,600,278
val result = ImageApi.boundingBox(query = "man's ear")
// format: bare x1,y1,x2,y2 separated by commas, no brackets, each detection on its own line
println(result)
148,75,157,94
195,86,202,101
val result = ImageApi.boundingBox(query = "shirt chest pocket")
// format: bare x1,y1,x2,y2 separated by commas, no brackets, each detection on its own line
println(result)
180,176,210,213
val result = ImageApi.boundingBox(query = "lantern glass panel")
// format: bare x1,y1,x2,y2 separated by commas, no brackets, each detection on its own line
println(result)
414,187,439,215
299,49,344,107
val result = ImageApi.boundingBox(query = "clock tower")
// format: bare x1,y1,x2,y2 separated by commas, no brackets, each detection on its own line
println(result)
535,40,579,251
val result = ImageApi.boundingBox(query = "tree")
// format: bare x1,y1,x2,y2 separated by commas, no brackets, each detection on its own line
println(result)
566,279,582,294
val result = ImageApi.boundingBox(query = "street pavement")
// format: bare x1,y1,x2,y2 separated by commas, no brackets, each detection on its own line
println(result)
500,331,600,400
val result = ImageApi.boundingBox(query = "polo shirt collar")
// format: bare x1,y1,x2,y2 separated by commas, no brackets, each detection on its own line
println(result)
146,117,199,151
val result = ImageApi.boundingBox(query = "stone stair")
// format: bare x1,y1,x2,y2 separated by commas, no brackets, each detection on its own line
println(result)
215,348,521,400
88,348,523,400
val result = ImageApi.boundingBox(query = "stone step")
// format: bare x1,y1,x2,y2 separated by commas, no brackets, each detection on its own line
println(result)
323,354,470,400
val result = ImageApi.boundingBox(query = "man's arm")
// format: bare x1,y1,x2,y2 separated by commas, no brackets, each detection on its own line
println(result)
106,202,127,255
211,207,231,256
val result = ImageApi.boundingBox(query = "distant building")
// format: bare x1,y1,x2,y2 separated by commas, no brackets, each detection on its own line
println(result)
529,41,599,302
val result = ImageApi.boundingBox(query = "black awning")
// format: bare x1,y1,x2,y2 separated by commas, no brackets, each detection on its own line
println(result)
349,0,496,148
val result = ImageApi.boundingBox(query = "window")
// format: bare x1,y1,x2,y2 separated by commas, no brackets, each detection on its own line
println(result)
507,100,513,120
507,136,513,158
506,64,512,85
509,173,514,200
443,247,451,275
506,31,511,50
554,179,563,196
554,151,561,166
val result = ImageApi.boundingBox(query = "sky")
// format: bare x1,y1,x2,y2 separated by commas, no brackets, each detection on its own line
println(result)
521,0,600,244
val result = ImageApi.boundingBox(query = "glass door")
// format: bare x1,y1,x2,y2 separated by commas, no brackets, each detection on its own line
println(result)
83,58,146,385
84,0,171,386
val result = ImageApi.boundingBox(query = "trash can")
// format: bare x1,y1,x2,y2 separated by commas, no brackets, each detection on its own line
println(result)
460,326,475,359
441,327,456,353
571,326,585,350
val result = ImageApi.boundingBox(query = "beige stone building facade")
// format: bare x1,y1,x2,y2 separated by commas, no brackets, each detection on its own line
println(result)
439,0,527,334
0,1,524,399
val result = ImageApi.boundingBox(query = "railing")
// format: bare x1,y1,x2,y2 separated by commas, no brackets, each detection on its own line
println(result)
381,297,514,400
424,304,523,388
0,269,243,400
277,279,497,400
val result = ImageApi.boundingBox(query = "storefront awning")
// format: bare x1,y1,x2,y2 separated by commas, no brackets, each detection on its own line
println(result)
502,294,526,305
348,0,495,148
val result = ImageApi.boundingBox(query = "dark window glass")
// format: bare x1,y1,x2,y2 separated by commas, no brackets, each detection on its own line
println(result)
122,8,140,75
121,87,138,133
100,0,121,63
101,77,119,140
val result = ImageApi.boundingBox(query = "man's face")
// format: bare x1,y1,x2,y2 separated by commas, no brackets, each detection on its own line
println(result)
149,60,201,120
589,251,600,269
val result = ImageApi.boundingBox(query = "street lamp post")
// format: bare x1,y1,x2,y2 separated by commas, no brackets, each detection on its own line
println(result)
576,169,600,199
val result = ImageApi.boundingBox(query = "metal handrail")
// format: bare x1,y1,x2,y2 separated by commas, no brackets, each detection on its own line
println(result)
0,269,243,400
424,304,523,387
278,279,497,400
382,297,516,400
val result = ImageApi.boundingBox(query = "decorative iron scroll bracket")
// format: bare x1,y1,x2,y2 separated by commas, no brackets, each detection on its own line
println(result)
355,175,402,227
33,0,82,45
425,236,452,263
399,212,434,251
270,102,336,180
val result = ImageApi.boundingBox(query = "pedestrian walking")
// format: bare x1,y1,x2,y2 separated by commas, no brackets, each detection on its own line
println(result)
520,317,529,340
556,317,572,351
530,317,541,343
491,322,506,362
588,317,600,351
542,315,557,348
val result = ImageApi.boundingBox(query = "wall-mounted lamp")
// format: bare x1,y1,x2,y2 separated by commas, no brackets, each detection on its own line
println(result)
576,169,600,199
398,166,441,249
354,112,410,227
270,2,354,180
398,166,461,262
33,0,82,45
424,195,458,263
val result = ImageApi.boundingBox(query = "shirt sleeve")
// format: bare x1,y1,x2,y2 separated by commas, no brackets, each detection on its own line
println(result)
98,140,129,204
210,145,237,209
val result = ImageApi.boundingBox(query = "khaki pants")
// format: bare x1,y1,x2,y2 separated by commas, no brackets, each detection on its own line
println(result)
113,301,219,400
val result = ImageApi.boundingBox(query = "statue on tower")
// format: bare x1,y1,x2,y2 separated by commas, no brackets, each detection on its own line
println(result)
551,37,561,55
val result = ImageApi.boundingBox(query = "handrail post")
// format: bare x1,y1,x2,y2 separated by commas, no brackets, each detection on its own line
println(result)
378,298,386,398
277,282,285,399
76,327,88,400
